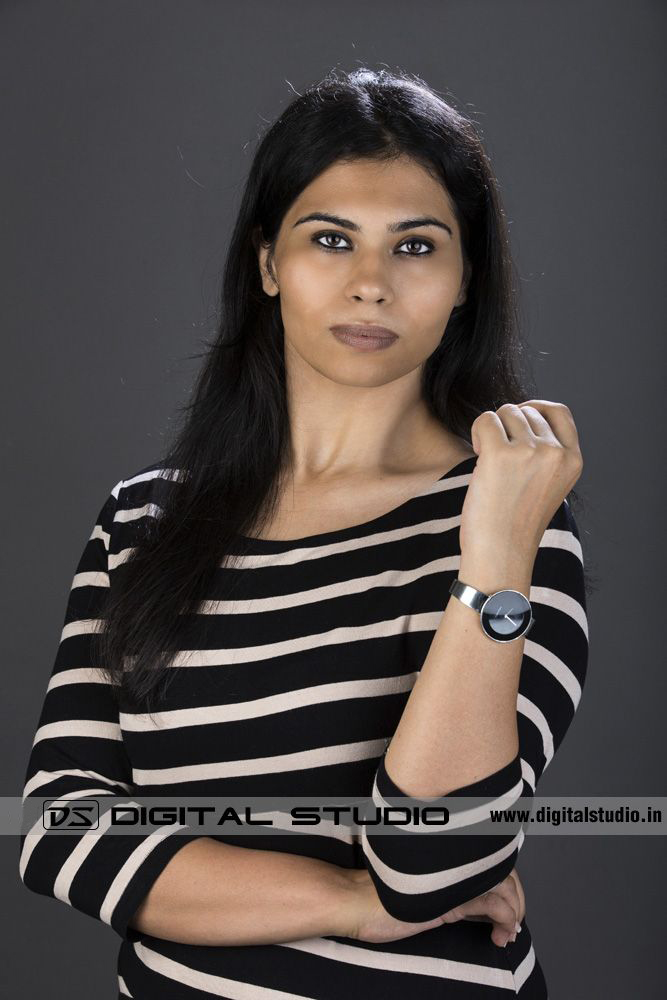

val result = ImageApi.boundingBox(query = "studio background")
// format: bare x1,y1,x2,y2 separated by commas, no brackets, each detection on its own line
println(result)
2,1,664,997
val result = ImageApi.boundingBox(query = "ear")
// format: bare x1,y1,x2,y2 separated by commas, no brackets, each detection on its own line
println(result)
256,233,280,297
455,258,471,307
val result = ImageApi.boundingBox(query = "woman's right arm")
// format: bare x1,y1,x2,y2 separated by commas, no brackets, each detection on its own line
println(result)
18,480,364,946
129,837,363,945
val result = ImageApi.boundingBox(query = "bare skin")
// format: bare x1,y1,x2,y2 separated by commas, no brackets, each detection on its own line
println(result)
128,838,525,948
256,155,474,540
347,866,526,947
247,442,473,541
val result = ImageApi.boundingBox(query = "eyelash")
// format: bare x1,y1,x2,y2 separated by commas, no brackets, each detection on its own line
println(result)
311,231,435,256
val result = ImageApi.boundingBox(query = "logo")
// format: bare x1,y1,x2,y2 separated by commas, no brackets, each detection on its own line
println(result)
42,799,100,830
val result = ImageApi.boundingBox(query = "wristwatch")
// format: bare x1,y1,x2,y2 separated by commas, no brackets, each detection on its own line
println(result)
448,578,534,643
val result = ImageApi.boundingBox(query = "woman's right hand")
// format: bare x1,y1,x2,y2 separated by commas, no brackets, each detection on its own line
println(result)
345,868,525,948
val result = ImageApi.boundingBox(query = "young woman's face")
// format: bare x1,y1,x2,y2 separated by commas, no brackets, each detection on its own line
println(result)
257,155,468,388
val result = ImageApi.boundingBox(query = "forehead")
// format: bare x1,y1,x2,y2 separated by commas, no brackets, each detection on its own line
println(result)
287,157,456,222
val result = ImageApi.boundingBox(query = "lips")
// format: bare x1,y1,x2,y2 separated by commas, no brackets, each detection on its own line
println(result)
330,325,398,341
330,325,399,352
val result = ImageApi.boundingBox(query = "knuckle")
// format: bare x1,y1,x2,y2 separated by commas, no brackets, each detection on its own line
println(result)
541,399,567,411
472,411,494,433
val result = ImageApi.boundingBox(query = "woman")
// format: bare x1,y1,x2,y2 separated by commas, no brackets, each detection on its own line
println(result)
19,66,590,998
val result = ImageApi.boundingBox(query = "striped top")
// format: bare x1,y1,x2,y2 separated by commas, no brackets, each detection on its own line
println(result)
19,455,589,998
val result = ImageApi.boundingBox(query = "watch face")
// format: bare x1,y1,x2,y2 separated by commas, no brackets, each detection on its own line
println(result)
480,590,532,642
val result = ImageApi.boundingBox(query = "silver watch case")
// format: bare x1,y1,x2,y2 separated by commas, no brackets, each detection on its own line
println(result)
448,578,534,643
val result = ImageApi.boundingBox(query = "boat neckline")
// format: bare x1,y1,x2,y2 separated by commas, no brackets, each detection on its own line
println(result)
236,454,478,551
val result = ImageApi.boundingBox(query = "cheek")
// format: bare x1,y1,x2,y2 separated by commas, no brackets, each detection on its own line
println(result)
279,253,336,312
398,275,460,342
397,264,460,304
280,246,333,283
280,259,347,335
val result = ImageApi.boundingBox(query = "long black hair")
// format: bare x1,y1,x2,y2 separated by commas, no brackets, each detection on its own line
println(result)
95,65,596,715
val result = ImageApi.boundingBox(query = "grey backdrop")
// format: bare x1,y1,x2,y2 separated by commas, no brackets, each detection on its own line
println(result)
2,1,664,997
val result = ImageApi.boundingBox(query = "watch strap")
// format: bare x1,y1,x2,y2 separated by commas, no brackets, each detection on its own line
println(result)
448,578,489,612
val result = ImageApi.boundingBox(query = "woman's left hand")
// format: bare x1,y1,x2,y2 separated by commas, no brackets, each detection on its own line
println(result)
459,400,583,563
440,867,526,947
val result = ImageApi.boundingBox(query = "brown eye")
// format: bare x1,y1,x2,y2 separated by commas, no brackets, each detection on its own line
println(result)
312,232,350,251
398,239,434,256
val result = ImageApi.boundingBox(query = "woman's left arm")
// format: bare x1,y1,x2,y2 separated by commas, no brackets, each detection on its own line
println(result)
361,402,589,922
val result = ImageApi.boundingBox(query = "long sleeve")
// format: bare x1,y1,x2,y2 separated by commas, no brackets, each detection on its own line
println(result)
360,497,589,922
18,481,202,940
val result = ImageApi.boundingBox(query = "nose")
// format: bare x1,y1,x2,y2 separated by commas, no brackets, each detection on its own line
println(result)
345,255,394,304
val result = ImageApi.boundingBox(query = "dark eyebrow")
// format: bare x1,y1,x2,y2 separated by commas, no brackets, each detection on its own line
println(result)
292,212,453,238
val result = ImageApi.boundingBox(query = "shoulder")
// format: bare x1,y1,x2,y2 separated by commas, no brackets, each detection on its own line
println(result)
99,460,184,565
111,459,185,510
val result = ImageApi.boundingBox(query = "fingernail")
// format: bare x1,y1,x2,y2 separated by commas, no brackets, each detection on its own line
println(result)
510,932,516,942
515,921,522,933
